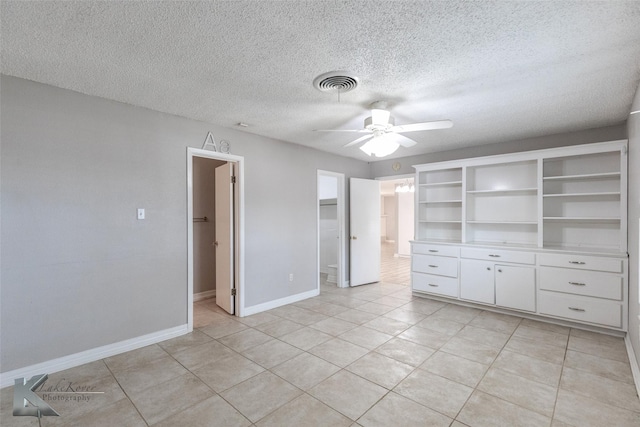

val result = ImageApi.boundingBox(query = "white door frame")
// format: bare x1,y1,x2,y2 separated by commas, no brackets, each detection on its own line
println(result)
317,170,347,289
187,148,245,330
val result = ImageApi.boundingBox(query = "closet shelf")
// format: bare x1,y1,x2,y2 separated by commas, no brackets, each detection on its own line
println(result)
467,220,538,225
418,199,463,204
419,180,462,187
543,217,620,223
543,172,620,181
467,188,537,194
543,192,620,198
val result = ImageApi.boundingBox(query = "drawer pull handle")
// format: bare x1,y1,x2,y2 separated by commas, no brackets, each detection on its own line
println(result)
488,254,501,258
428,250,439,253
568,307,586,312
428,284,439,287
569,261,586,265
497,269,503,273
569,281,586,286
486,267,491,271
428,265,438,268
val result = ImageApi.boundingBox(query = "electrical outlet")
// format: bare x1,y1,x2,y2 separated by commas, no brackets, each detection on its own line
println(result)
137,208,145,220
289,273,294,282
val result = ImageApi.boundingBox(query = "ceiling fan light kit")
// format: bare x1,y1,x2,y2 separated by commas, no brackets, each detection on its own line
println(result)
360,134,400,157
316,100,453,158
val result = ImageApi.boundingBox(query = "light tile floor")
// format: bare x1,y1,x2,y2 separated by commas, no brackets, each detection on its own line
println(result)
2,246,639,426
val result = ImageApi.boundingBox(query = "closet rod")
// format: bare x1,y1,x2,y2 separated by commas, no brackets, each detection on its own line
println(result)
193,216,208,222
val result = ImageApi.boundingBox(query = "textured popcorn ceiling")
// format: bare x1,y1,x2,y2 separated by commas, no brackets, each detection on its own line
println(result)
2,1,640,161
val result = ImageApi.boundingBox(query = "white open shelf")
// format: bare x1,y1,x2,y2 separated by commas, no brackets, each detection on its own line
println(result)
414,140,627,253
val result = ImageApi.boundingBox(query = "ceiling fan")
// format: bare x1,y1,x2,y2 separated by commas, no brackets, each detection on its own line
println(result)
316,101,453,157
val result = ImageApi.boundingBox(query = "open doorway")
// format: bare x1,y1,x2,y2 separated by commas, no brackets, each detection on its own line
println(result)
379,176,414,285
317,170,346,292
187,148,245,331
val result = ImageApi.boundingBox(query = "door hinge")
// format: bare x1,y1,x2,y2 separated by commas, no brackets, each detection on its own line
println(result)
231,288,237,296
231,176,236,184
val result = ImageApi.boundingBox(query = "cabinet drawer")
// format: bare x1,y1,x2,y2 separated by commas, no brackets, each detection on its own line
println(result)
539,267,623,300
412,273,458,297
412,244,459,257
461,248,535,264
538,254,623,273
538,291,622,328
413,254,458,277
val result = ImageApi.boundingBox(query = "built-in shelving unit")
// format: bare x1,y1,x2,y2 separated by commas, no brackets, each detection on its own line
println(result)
542,150,624,253
414,141,627,254
465,160,538,247
411,140,629,331
417,167,463,242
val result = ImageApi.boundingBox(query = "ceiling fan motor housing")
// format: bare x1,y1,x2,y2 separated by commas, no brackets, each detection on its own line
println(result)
365,115,395,132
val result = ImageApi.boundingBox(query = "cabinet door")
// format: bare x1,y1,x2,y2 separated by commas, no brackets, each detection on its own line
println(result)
460,260,494,304
495,265,536,312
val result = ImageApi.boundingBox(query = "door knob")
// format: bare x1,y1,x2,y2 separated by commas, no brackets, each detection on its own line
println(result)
213,241,219,247
351,236,358,240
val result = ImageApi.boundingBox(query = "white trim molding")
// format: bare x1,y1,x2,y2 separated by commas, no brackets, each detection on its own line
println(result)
625,335,640,400
194,290,216,302
242,289,319,317
0,325,188,389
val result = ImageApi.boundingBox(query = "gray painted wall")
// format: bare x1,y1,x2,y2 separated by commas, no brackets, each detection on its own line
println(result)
627,86,640,370
0,75,370,372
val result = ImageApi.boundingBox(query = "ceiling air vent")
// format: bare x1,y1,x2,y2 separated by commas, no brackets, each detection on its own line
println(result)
313,71,359,93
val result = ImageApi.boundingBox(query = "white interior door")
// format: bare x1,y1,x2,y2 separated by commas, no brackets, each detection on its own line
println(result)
350,178,381,286
215,162,234,314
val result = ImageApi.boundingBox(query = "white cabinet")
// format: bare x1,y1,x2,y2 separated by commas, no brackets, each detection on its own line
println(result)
460,258,536,312
413,254,458,277
411,140,629,331
538,292,622,328
495,264,536,312
537,253,626,328
412,242,459,298
460,259,495,304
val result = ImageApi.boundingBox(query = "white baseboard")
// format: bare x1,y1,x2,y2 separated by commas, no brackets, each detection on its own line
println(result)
242,288,319,317
0,324,189,389
194,289,216,302
624,335,640,399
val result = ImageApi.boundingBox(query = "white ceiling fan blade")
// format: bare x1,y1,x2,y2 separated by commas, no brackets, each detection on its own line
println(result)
392,133,418,148
391,119,453,133
344,134,373,147
313,129,370,133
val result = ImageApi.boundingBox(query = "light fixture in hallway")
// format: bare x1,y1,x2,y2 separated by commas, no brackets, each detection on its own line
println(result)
395,180,414,193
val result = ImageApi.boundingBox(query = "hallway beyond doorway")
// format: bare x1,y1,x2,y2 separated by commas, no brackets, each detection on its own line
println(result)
380,241,411,286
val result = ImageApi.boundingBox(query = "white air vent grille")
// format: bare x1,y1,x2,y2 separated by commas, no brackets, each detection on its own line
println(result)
313,71,359,93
